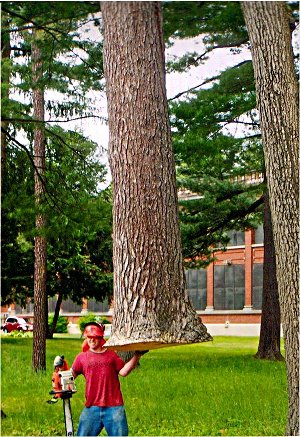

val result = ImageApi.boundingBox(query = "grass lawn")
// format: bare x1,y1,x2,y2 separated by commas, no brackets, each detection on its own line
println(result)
1,335,287,436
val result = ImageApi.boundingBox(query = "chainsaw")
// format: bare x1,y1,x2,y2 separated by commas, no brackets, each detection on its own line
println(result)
47,355,77,436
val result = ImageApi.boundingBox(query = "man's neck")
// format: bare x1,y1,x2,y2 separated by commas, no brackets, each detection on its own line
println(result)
89,347,107,354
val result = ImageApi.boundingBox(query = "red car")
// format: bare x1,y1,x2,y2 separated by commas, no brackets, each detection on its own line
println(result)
2,316,33,333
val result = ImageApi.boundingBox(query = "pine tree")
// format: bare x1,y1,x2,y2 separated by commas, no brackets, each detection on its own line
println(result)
164,0,294,361
242,3,299,434
1,2,111,368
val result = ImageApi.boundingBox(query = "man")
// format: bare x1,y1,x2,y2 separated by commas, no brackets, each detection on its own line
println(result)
71,322,146,436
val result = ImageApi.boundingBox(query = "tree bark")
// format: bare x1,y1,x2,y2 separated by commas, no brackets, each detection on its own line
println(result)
255,187,283,361
48,291,63,339
31,30,48,372
101,1,212,351
242,3,299,435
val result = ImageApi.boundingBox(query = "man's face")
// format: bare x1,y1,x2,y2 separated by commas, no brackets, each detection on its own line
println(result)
86,336,103,352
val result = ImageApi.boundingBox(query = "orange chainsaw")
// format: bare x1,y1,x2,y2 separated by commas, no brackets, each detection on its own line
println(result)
47,355,77,436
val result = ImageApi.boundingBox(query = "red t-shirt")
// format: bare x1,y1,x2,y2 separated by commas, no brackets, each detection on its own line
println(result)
72,350,125,407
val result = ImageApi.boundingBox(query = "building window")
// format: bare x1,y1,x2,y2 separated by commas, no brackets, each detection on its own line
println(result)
254,224,264,244
226,230,245,246
14,301,34,314
185,269,207,310
48,298,83,313
48,297,58,312
214,265,245,310
252,263,263,309
87,299,109,312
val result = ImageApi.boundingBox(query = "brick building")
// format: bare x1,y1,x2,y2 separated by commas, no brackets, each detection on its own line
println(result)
1,225,264,333
186,225,264,326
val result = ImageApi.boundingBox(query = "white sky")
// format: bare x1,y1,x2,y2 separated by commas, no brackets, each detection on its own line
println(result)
10,7,299,188
59,36,252,185
9,9,255,188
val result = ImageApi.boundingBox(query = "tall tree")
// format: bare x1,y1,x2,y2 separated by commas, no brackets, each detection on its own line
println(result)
1,11,11,190
1,3,111,370
1,2,109,341
255,186,282,360
101,1,212,351
1,126,112,316
31,29,48,371
242,2,299,435
169,60,263,264
164,1,292,360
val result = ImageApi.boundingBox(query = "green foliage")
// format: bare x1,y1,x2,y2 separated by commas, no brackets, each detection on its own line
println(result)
162,2,268,265
169,61,263,265
1,336,287,436
164,2,248,73
1,126,113,306
95,316,110,325
78,314,110,334
163,1,247,43
7,330,30,338
78,312,97,333
2,1,104,128
47,314,68,333
1,2,113,309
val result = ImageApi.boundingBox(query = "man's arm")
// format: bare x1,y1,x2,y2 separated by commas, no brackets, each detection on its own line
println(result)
119,351,148,377
71,368,78,379
70,354,83,379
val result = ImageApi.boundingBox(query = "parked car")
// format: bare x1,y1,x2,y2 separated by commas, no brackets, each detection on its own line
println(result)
2,317,33,333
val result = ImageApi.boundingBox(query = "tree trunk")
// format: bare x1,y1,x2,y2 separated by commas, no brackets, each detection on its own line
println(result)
48,291,63,339
101,1,212,351
255,187,283,361
31,30,48,372
242,3,299,435
1,12,11,190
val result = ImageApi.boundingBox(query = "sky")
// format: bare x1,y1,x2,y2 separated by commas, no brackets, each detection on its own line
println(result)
10,5,299,188
58,35,252,186
11,10,252,188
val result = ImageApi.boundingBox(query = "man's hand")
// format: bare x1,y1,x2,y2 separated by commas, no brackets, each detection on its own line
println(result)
134,350,149,357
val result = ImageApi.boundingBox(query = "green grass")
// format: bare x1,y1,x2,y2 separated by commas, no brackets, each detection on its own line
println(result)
1,336,287,436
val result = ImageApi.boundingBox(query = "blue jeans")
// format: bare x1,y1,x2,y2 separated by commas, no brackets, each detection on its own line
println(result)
77,405,128,436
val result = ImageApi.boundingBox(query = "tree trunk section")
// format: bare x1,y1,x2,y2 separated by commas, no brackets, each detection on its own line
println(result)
255,187,283,361
31,31,48,372
242,3,299,435
48,291,63,339
101,1,212,351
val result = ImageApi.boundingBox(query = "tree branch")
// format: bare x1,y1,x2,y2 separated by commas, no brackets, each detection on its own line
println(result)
208,194,264,235
168,60,252,101
1,6,102,73
1,127,63,211
220,119,260,127
193,38,249,63
3,126,107,215
2,115,108,124
168,74,220,101
44,127,88,161
1,5,99,35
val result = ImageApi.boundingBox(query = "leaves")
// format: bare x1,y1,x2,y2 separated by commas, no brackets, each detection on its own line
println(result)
2,2,112,308
165,2,264,264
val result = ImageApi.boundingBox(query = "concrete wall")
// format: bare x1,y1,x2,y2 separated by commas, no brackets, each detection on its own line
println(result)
67,323,283,337
206,323,283,337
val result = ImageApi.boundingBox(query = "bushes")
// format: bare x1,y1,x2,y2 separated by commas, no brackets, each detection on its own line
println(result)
78,313,110,333
48,314,68,333
8,330,30,338
78,313,96,333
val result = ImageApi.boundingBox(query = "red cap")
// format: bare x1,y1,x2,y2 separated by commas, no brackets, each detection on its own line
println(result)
83,324,105,338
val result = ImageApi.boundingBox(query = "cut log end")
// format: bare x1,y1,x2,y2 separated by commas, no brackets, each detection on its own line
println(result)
105,334,213,351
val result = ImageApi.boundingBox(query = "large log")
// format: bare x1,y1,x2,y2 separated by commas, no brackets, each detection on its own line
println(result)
101,1,212,351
